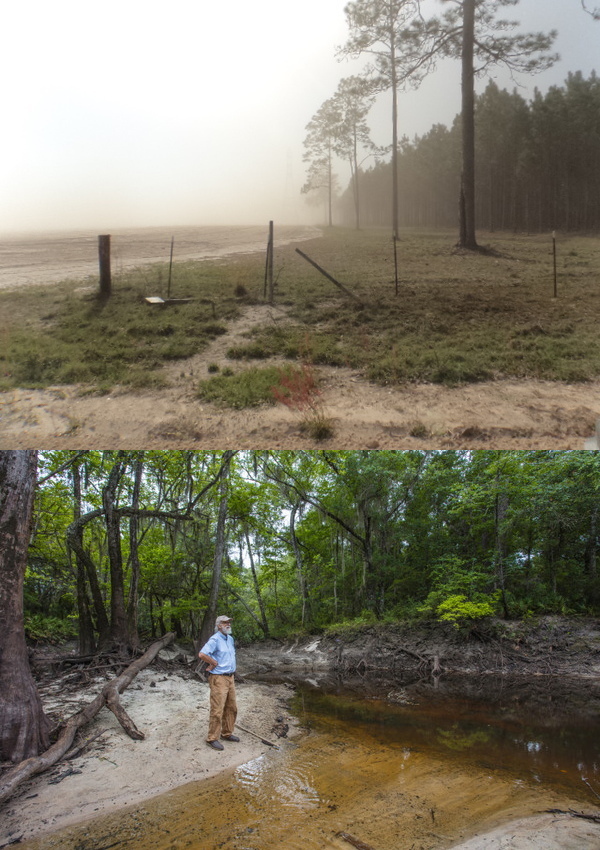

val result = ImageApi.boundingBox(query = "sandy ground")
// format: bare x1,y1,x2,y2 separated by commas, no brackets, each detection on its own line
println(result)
448,813,600,849
1,302,599,449
0,657,297,846
0,225,321,290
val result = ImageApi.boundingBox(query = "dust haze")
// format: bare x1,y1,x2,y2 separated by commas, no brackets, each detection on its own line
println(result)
1,0,597,235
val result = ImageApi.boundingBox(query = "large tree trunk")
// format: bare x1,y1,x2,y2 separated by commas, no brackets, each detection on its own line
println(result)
390,10,399,242
102,455,129,649
0,451,50,763
0,632,175,807
72,462,96,656
459,0,479,249
198,451,234,648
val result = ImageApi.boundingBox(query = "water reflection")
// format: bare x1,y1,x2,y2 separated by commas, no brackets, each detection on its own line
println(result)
19,675,600,850
290,674,600,798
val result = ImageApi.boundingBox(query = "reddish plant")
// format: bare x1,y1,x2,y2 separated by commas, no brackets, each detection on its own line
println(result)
271,363,322,412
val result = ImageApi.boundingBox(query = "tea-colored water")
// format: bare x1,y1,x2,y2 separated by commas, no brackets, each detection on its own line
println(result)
21,678,600,850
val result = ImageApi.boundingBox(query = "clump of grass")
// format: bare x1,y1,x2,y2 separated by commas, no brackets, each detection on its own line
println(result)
198,366,286,408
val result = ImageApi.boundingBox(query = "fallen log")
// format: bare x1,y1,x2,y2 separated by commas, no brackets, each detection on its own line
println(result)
0,632,175,808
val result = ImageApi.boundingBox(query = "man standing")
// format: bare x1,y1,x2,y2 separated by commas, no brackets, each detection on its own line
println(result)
198,615,239,751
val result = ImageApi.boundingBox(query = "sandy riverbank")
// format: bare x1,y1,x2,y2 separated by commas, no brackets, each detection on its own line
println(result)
0,664,296,846
1,637,599,850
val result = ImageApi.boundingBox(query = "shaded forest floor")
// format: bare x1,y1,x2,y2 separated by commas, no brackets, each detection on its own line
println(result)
2,228,600,448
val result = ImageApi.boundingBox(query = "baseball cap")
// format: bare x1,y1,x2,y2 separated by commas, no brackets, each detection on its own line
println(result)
215,615,233,625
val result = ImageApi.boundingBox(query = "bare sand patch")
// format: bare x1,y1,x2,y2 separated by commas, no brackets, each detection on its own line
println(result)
1,302,598,449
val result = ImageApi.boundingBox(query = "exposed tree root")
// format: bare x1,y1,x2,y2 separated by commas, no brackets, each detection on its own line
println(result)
0,632,175,808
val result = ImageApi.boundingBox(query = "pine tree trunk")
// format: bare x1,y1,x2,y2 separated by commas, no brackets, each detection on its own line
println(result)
0,451,50,763
459,0,478,249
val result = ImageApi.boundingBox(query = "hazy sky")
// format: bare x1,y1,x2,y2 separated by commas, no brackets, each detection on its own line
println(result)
1,0,597,233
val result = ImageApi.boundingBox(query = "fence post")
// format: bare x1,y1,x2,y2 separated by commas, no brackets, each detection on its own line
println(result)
552,231,557,298
267,221,274,304
98,235,112,297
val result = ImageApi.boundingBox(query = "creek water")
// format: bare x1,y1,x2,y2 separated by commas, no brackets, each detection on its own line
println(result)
20,675,600,850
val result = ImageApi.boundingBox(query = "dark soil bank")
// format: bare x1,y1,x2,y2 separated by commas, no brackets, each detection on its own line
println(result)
238,616,600,716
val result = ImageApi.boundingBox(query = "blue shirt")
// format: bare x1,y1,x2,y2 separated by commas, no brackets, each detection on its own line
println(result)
200,630,236,675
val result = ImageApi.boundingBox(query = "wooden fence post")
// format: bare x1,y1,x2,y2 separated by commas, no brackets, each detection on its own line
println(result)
267,221,274,304
98,235,111,297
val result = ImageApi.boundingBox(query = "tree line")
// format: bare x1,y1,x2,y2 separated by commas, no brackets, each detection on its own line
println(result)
12,449,600,653
303,0,598,248
336,72,600,232
2,449,600,761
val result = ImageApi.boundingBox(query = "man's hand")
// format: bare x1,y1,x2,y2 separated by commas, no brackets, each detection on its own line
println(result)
199,652,217,672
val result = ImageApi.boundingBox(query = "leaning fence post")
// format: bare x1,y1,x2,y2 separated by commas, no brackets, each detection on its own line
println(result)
98,235,112,298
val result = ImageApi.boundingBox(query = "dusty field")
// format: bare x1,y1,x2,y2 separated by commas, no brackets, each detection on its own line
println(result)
0,225,320,289
1,302,598,449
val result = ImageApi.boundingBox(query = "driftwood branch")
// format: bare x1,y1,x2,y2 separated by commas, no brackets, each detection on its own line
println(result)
336,832,378,850
0,632,175,808
546,808,600,824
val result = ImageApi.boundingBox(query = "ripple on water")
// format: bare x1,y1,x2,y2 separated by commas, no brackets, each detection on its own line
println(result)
235,751,327,812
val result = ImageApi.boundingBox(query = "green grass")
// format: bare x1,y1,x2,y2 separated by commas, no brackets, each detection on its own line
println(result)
0,261,243,391
198,365,297,408
2,227,600,397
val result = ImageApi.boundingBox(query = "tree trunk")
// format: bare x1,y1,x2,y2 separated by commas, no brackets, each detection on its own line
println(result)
102,456,129,649
0,632,175,806
0,451,50,763
390,11,399,242
66,513,111,648
290,501,310,626
198,452,234,648
459,0,479,249
127,455,144,649
244,529,270,638
72,462,96,656
494,487,510,618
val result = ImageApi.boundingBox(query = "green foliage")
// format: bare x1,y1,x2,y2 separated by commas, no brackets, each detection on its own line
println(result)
324,611,378,637
434,594,499,630
22,449,600,650
24,614,77,644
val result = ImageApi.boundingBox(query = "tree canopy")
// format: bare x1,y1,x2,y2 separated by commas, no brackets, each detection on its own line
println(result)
20,450,600,649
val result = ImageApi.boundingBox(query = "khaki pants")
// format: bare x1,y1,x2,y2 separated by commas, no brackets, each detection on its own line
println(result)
207,674,237,742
